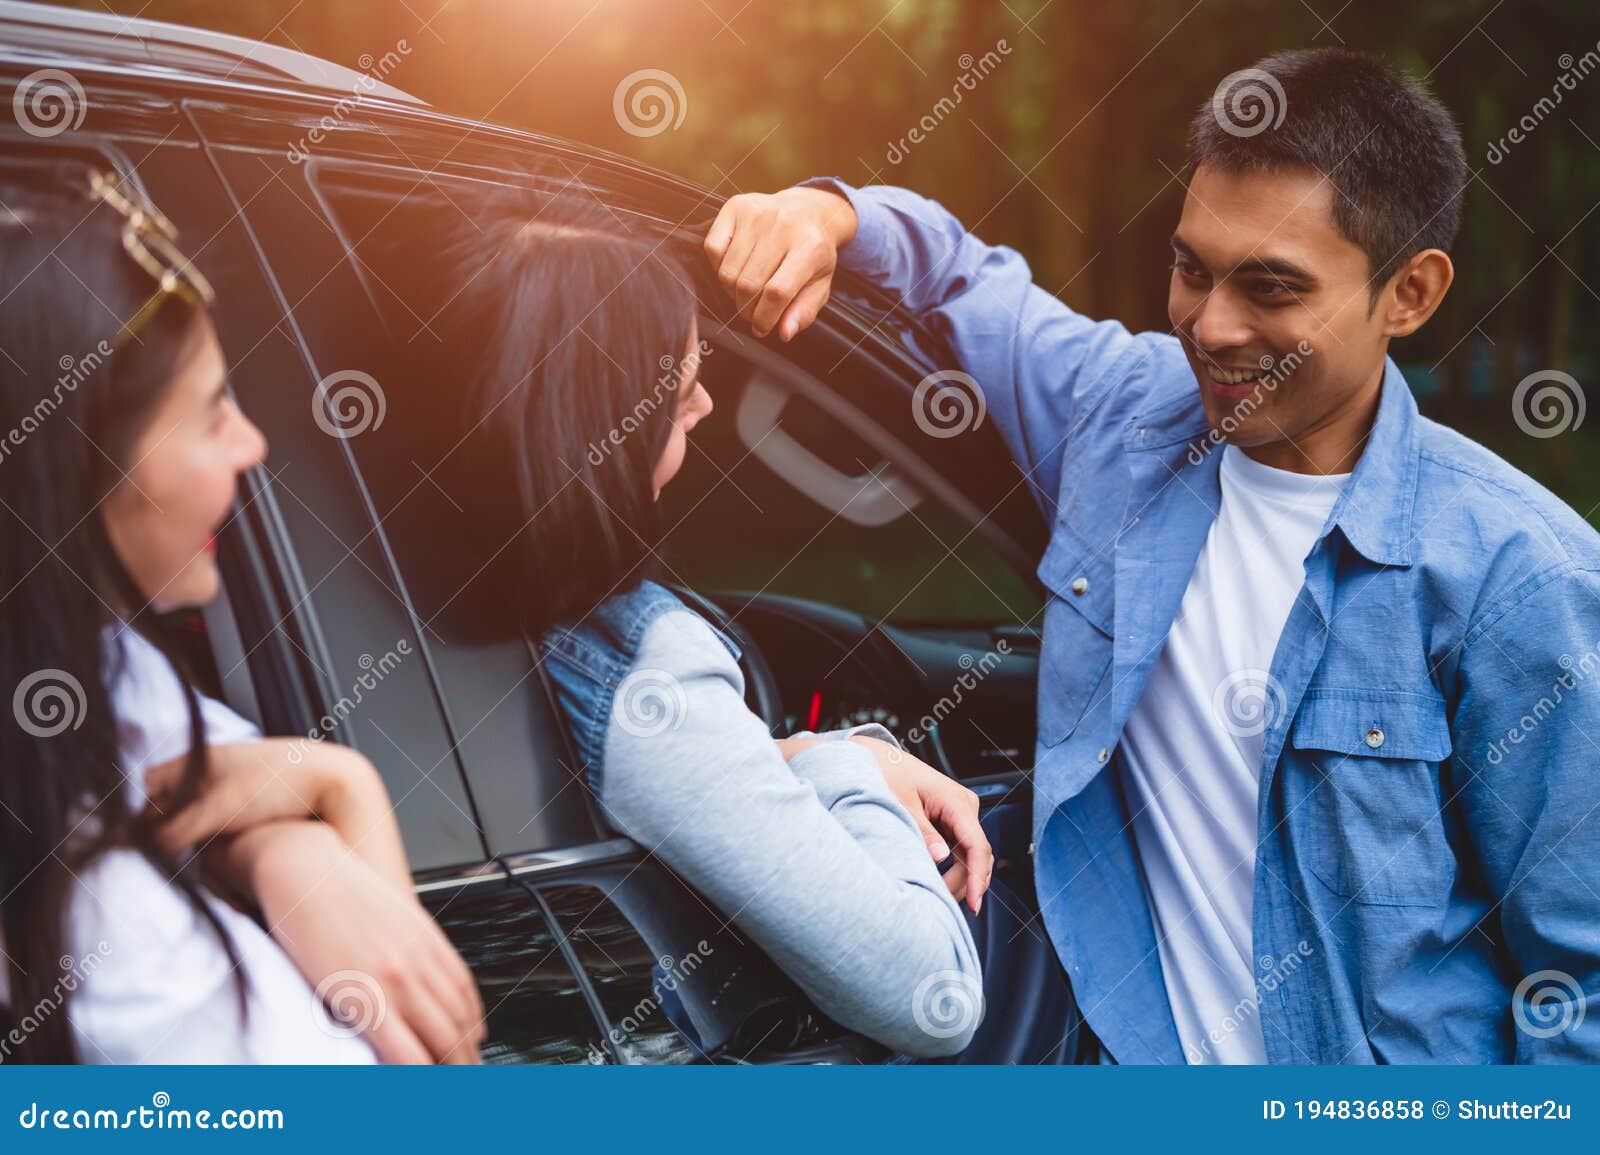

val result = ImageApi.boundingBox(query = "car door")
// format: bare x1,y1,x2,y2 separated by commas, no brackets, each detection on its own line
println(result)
0,69,616,1064
189,92,1083,1062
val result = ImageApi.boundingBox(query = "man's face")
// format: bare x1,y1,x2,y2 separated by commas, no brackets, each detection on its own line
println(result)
1168,164,1390,466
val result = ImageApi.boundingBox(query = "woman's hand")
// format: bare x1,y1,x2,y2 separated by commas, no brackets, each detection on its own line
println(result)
144,739,410,890
225,821,486,1065
777,734,994,913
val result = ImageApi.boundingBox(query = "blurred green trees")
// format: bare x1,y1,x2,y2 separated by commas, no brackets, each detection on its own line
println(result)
55,0,1600,519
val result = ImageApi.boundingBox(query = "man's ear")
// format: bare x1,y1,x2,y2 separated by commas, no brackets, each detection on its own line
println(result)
1381,249,1454,338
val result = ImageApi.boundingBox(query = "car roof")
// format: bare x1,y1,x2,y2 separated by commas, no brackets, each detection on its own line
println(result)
0,0,424,106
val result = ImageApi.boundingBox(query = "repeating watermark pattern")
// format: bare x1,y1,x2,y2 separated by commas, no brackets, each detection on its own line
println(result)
584,940,713,1062
287,39,413,163
885,40,1012,165
0,341,112,467
313,969,388,1039
612,69,687,138
612,669,688,738
1211,67,1287,138
911,968,984,1040
905,639,1011,745
1186,340,1315,465
1484,636,1599,766
1186,940,1314,1062
12,668,87,739
12,68,87,138
585,339,712,466
17,1093,283,1131
1512,969,1587,1039
312,369,388,440
1486,40,1600,165
285,641,412,765
0,943,111,1063
1211,668,1287,738
1511,368,1585,439
912,369,986,438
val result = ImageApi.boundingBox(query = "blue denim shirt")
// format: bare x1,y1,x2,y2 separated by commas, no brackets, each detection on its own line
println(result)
818,179,1600,1063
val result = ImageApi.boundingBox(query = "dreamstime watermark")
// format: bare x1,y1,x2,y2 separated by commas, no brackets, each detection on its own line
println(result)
1186,340,1316,465
612,69,687,138
912,369,986,438
1511,368,1585,439
312,369,387,439
12,668,88,739
1186,940,1314,1062
584,940,713,1062
1484,636,1599,766
1512,969,1587,1039
905,639,1011,745
285,641,412,765
287,39,413,163
884,40,1012,165
12,68,87,138
17,1092,283,1131
0,943,110,1063
1211,67,1287,138
585,339,712,466
1211,668,1288,739
313,969,388,1039
0,341,114,466
612,669,688,739
1486,40,1600,165
912,968,984,1040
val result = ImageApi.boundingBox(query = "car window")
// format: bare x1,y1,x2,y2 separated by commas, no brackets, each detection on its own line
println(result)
660,346,1042,627
300,163,1041,636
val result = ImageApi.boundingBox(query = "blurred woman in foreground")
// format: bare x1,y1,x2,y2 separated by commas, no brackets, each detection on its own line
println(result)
0,168,482,1063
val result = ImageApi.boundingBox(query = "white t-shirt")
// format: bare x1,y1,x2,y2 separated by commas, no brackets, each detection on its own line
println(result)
1118,446,1349,1064
0,626,375,1064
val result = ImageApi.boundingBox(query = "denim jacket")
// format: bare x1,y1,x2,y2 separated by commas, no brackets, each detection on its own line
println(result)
820,179,1600,1064
539,580,736,786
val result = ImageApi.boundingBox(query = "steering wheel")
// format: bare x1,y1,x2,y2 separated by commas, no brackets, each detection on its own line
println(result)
670,586,786,734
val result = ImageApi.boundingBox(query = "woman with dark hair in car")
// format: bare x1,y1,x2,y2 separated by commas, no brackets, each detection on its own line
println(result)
443,200,988,1058
0,169,482,1064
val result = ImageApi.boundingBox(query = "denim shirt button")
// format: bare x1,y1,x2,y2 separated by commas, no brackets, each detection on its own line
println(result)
1071,576,1089,595
1364,726,1385,749
1097,747,1110,763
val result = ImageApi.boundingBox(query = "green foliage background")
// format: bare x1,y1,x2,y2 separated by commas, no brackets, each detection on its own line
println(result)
51,0,1600,523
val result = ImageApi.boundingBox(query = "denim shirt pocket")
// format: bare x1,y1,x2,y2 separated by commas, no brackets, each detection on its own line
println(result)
1035,524,1116,746
1288,689,1455,908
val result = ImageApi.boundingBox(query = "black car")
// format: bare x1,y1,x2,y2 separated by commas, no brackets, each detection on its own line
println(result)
0,0,1078,1063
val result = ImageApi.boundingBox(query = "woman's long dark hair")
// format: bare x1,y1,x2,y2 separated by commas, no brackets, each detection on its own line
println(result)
441,195,700,636
0,168,240,1062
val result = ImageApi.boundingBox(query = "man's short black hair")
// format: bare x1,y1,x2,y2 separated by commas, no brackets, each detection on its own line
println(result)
1187,48,1467,293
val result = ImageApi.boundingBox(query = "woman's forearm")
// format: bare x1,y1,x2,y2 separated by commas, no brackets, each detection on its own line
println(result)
147,739,411,891
606,612,982,1056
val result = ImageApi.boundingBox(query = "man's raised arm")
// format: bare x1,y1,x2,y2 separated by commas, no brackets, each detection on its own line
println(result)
704,181,1137,512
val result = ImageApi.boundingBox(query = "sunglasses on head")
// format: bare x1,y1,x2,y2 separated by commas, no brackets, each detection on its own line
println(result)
88,170,214,348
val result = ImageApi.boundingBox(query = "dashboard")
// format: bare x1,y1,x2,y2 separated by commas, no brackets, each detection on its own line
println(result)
707,591,1040,779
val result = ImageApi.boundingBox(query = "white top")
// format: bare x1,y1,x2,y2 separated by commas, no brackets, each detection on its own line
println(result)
1117,446,1349,1064
0,626,375,1064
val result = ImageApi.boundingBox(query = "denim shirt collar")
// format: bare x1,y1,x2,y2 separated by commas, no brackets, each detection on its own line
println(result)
1320,357,1420,568
1133,355,1422,569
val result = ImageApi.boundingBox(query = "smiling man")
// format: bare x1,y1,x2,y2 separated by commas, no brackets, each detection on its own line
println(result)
706,48,1600,1063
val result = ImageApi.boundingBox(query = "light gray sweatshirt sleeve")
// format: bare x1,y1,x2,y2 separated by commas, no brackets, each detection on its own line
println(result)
600,609,983,1057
